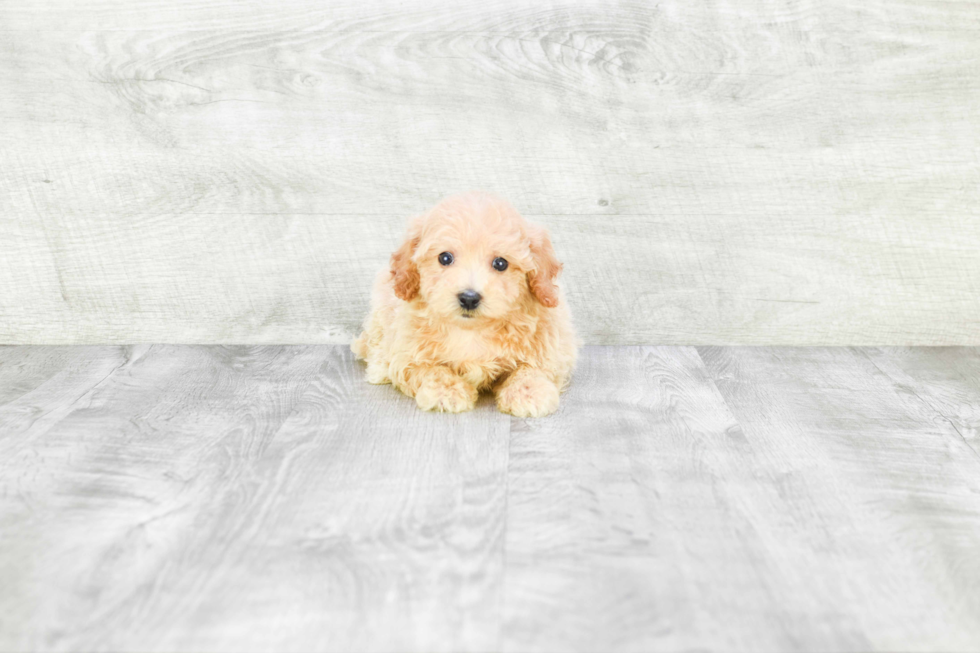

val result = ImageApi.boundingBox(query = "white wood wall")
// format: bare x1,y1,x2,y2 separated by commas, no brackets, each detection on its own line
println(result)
2,0,978,345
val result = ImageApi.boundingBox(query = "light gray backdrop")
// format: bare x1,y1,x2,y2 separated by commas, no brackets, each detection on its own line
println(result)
2,0,978,345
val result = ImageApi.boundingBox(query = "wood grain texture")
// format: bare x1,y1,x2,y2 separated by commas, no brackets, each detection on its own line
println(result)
861,347,980,458
0,345,510,652
4,345,980,651
2,0,979,344
698,346,980,652
504,345,980,651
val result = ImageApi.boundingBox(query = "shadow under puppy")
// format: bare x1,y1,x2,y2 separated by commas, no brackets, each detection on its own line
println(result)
352,191,580,417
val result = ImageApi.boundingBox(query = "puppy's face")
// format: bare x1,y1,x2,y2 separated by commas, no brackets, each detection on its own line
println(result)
417,236,526,323
390,193,562,325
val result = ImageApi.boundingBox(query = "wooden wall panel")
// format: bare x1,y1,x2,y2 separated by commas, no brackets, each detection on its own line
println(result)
2,0,978,344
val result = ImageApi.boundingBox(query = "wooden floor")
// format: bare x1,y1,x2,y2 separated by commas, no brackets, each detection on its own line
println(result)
2,345,979,651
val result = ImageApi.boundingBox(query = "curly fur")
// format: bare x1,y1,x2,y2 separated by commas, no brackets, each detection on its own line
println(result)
351,191,580,417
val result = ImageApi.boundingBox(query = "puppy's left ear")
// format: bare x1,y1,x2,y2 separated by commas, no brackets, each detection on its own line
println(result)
527,224,563,308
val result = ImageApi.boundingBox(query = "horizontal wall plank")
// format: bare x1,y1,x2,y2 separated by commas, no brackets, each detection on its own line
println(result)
2,0,978,344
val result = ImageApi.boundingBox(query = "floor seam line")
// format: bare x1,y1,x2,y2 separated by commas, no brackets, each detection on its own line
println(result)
496,406,514,653
857,348,980,465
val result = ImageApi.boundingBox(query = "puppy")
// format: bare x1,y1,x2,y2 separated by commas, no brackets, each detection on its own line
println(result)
351,191,579,417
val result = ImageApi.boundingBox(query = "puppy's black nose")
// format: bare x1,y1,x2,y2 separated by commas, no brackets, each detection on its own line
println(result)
457,289,482,311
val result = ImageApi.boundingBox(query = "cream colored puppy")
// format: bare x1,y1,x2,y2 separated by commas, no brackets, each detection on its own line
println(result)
352,191,579,417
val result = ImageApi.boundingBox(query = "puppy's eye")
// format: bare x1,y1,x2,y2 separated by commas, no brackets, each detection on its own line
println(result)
492,257,508,272
438,252,454,266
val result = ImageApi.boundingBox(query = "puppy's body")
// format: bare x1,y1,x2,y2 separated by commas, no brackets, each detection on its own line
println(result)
352,192,579,417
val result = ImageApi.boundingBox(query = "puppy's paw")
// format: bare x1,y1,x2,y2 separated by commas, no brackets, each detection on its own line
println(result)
496,373,560,418
415,376,478,413
365,361,390,385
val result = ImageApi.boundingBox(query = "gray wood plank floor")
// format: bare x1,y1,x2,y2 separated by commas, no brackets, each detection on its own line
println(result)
2,345,980,651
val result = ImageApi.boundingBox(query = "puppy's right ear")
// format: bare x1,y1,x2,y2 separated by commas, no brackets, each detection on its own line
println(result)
390,232,421,301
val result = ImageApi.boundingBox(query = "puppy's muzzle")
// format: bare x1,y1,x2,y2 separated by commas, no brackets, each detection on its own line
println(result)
457,289,482,311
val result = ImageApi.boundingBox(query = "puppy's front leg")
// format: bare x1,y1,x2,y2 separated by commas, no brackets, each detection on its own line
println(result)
495,366,561,418
406,365,478,413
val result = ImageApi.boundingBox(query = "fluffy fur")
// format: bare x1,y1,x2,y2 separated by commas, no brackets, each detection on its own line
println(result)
351,191,580,417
